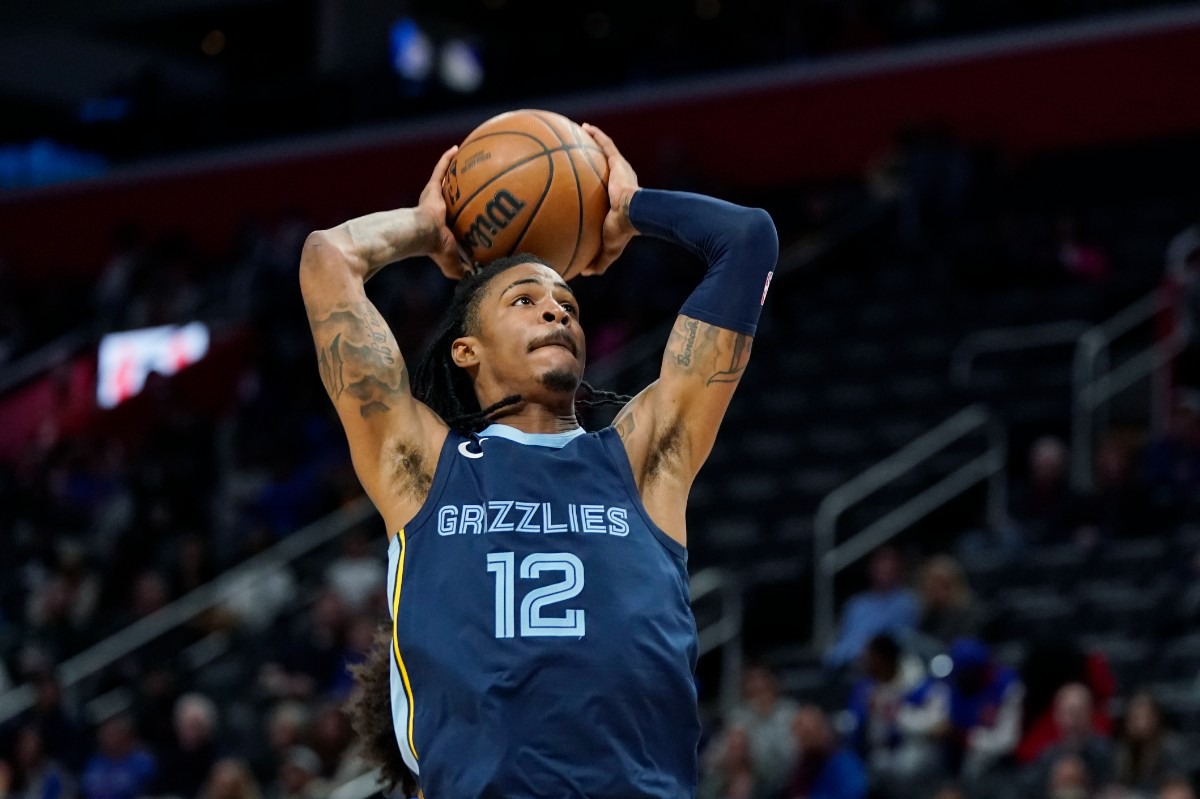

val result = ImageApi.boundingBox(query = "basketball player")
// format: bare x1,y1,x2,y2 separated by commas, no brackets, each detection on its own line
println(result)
299,125,778,798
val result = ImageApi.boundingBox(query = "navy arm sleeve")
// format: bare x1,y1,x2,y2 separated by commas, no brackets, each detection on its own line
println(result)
628,188,779,336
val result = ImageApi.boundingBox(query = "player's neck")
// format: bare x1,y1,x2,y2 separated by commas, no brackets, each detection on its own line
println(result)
490,403,579,434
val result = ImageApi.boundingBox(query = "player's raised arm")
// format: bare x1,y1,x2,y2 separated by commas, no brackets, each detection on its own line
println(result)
584,126,778,540
299,147,466,527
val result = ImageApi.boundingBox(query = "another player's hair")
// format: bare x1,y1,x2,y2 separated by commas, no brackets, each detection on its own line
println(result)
411,252,629,433
346,626,418,796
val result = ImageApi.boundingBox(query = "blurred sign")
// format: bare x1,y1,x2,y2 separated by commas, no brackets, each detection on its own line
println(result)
97,323,210,408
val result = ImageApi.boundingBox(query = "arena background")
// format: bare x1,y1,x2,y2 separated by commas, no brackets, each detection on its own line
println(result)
1,1,1200,798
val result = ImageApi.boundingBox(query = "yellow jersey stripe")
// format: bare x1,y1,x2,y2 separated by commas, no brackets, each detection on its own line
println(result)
391,528,419,760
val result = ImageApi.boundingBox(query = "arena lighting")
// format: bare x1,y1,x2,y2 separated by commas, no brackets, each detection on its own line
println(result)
439,38,484,93
96,322,210,409
389,17,434,82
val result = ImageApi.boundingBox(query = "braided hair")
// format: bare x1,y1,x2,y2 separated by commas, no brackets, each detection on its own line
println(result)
410,253,630,432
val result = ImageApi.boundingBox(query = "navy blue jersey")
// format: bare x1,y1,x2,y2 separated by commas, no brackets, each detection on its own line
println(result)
385,423,700,798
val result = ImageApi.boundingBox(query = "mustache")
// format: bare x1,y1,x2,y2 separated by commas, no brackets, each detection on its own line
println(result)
527,329,578,357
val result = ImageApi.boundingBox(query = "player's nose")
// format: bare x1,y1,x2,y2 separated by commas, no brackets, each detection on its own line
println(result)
542,306,571,325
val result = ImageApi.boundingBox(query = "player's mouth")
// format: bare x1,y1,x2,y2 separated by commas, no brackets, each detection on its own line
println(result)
528,330,578,357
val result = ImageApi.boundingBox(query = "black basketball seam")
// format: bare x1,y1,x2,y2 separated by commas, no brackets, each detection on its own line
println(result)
527,111,568,146
448,142,590,229
508,153,555,262
566,120,606,183
528,113,591,272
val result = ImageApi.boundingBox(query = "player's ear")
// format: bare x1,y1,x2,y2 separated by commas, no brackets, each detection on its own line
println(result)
451,336,480,369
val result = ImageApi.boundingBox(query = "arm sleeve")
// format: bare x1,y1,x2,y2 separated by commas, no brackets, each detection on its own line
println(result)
628,189,779,336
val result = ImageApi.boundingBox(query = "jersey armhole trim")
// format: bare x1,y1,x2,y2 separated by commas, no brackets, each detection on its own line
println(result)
597,427,688,562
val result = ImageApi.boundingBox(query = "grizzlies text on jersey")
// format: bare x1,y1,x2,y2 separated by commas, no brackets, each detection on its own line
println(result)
386,423,700,798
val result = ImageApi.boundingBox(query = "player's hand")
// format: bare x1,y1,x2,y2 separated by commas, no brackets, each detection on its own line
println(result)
419,145,472,280
580,123,639,277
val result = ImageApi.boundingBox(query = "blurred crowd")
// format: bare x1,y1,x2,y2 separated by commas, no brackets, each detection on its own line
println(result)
699,409,1200,799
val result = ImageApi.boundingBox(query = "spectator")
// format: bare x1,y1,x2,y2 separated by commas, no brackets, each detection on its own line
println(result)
783,706,868,799
259,589,347,700
1114,691,1187,796
79,715,156,799
914,556,981,655
1018,643,1115,766
1143,393,1200,516
1160,777,1198,799
250,703,310,785
825,547,919,669
307,704,352,780
267,747,328,799
699,726,775,799
845,633,927,794
1010,436,1078,544
14,674,87,772
1044,752,1092,799
1074,435,1155,541
323,528,383,612
1023,683,1115,796
199,759,262,799
152,693,222,799
7,725,76,799
899,638,1023,784
714,665,799,796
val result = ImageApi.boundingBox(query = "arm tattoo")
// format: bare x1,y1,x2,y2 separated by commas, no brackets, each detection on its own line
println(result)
613,407,637,441
317,333,346,399
310,301,407,417
706,334,752,385
670,318,701,369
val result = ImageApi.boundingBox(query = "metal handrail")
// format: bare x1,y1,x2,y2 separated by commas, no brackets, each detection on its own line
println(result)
0,495,379,725
1070,289,1184,492
950,321,1091,387
690,567,744,713
812,404,1007,648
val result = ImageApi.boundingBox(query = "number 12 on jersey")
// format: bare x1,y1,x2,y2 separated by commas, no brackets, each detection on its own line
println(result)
486,552,586,639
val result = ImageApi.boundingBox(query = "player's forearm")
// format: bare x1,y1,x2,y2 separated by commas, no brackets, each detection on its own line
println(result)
304,207,441,286
630,189,779,335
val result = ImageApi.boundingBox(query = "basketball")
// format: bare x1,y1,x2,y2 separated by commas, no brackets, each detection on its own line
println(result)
442,109,609,280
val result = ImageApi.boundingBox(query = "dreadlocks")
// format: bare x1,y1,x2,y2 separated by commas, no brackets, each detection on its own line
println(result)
346,626,418,796
410,253,630,432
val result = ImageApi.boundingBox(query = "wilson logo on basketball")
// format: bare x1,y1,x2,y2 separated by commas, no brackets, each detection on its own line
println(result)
462,189,527,255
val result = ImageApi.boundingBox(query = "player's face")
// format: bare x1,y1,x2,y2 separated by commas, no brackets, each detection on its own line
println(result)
471,262,586,395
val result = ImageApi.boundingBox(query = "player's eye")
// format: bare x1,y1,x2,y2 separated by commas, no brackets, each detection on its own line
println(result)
512,295,533,306
561,302,578,316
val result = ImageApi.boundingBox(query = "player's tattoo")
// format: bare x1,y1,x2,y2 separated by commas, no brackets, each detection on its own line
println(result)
318,333,346,399
671,318,700,369
706,334,752,386
613,406,637,441
310,301,407,417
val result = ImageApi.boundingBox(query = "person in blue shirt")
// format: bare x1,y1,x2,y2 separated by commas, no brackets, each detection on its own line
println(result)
300,125,778,798
825,547,919,669
79,715,156,799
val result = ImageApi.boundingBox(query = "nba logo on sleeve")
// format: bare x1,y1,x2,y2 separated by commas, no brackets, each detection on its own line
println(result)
760,271,774,305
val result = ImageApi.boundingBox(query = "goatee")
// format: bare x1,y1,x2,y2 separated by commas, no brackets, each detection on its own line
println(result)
539,369,578,393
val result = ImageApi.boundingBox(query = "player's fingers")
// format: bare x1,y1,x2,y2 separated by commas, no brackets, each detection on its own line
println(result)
581,124,620,158
430,145,459,183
